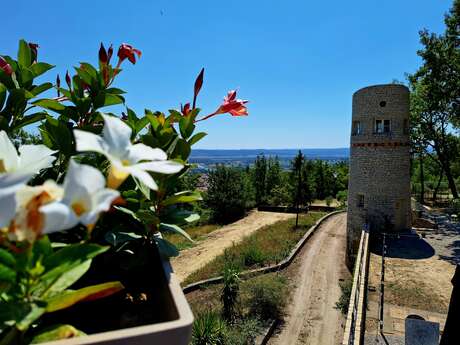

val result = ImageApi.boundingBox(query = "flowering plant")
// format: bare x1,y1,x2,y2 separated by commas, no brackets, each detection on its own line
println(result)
0,40,247,343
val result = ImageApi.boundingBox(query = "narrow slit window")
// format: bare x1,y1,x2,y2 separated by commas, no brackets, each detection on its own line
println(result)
383,120,391,133
357,194,364,208
352,121,362,135
403,119,409,134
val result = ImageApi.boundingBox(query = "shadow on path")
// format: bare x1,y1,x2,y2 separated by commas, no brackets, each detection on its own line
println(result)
371,234,435,260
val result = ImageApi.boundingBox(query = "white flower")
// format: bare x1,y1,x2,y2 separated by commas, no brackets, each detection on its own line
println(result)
6,181,64,242
40,160,120,231
73,114,183,190
0,130,56,227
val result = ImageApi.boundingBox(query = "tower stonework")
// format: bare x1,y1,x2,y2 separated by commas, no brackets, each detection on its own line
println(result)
346,84,411,264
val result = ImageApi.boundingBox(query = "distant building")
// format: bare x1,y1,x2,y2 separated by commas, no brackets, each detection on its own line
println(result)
346,84,411,264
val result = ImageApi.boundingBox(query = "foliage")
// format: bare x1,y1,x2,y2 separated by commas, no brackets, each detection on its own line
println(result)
221,264,241,322
336,190,348,207
335,278,352,315
408,0,460,198
0,40,248,343
325,195,334,207
192,311,228,345
225,318,262,345
206,165,254,224
246,275,287,320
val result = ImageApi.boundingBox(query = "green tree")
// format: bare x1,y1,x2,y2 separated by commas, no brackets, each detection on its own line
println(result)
253,155,267,205
292,150,304,227
206,165,253,224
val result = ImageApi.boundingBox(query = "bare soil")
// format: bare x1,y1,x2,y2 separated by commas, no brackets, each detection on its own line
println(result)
268,212,349,345
171,211,294,283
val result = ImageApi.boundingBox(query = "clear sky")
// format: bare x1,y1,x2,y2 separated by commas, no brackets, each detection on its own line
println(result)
2,1,451,149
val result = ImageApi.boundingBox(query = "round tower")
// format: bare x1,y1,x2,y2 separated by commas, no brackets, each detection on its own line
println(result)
346,84,411,264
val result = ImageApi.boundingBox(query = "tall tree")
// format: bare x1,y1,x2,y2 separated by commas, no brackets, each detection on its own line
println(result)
292,150,304,228
253,154,267,205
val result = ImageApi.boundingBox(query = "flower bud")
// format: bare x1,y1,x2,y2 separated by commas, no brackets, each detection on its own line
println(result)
56,74,61,97
99,43,108,64
0,57,13,75
65,71,72,89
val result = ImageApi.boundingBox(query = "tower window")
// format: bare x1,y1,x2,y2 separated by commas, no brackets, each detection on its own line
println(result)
357,194,365,208
375,119,391,134
403,119,409,134
352,121,362,135
379,101,386,107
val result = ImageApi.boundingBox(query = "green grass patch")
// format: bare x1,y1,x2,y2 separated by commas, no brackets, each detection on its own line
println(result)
184,212,325,284
164,224,220,250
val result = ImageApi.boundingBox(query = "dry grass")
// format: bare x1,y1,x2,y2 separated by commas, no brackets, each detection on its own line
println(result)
164,224,220,250
183,212,325,285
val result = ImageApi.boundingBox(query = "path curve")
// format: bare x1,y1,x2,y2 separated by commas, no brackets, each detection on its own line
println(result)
268,212,348,345
171,211,295,283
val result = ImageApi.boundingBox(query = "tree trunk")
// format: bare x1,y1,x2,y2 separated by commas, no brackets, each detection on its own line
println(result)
437,150,459,199
433,170,444,203
420,153,425,204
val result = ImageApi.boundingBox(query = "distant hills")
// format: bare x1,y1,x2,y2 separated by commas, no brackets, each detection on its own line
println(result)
190,148,349,170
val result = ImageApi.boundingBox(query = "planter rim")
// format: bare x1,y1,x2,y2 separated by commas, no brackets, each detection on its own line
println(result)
41,260,193,345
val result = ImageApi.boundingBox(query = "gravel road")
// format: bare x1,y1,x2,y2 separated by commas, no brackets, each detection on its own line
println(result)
268,212,348,345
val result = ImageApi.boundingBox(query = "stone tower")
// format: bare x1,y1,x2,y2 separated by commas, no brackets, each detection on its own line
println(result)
346,84,411,263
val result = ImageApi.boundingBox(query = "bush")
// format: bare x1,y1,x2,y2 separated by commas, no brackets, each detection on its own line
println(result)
192,311,228,345
335,278,353,315
325,195,334,207
336,190,348,207
221,264,241,322
246,275,286,320
226,318,262,345
241,239,267,266
206,165,255,224
450,198,460,215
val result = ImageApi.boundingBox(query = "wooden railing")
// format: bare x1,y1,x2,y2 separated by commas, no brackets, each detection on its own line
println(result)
342,227,370,345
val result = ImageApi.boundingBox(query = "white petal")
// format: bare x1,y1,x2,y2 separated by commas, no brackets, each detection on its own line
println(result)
0,193,16,227
40,202,78,233
101,115,132,157
80,189,119,226
127,144,167,163
64,160,105,196
135,160,183,175
74,129,107,155
0,131,19,172
18,144,56,174
126,166,158,190
0,173,31,197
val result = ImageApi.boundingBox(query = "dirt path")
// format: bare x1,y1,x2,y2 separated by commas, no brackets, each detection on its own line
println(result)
171,211,295,283
268,212,348,345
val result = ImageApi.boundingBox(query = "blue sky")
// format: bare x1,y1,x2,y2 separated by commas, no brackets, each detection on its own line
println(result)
2,1,451,149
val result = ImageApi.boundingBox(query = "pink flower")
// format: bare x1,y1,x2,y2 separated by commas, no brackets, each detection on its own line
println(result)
196,90,248,122
117,44,142,64
0,56,13,75
181,103,191,116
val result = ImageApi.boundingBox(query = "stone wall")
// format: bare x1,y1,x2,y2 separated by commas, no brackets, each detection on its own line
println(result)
347,84,411,264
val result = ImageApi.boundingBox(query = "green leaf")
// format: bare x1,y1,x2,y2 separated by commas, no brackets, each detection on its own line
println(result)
106,87,126,95
0,301,46,332
0,249,16,268
179,116,195,139
43,244,108,271
161,191,203,207
0,82,7,110
40,117,73,156
134,177,150,200
11,113,45,131
18,40,31,68
79,63,98,79
154,236,179,258
33,99,65,111
188,132,207,146
105,232,142,247
135,116,150,134
159,223,193,242
45,281,124,312
0,264,16,284
163,210,200,225
30,82,53,97
31,324,86,343
114,206,140,222
30,63,55,78
136,209,159,225
103,94,124,107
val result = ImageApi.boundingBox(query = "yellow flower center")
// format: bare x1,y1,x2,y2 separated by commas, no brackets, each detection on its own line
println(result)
107,165,129,189
71,202,87,216
0,159,6,173
121,159,131,166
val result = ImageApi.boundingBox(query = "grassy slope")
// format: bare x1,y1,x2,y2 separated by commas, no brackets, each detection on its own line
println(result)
164,224,220,250
184,212,325,284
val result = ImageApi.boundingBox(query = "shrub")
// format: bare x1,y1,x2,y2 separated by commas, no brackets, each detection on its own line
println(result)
450,198,460,215
226,318,262,345
246,275,286,320
192,311,228,345
325,195,334,207
241,240,267,267
221,265,241,322
335,278,353,315
336,190,348,207
206,166,254,224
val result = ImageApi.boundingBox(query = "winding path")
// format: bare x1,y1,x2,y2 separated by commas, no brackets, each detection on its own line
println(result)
268,212,348,345
171,211,295,283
